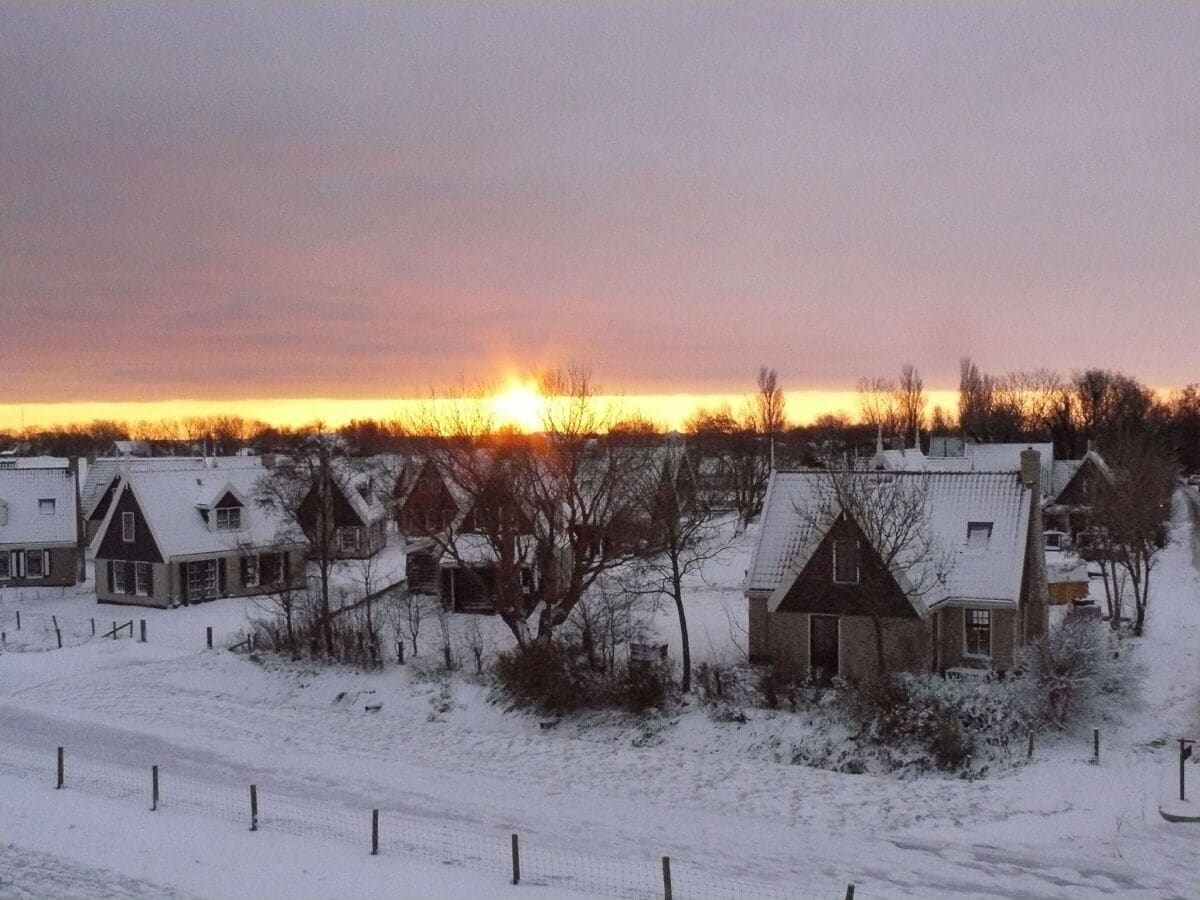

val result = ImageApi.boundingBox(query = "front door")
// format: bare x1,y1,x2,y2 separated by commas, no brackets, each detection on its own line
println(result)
810,615,840,682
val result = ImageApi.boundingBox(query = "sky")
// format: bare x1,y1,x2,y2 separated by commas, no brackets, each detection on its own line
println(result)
1,2,1197,428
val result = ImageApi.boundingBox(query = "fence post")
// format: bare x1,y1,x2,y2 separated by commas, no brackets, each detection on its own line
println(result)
91,617,96,636
662,856,672,900
55,628,62,649
206,626,213,649
15,610,20,630
2,632,5,648
511,834,520,885
249,784,258,831
1093,728,1100,763
112,621,117,641
52,614,58,631
139,620,147,643
845,885,856,900
371,809,379,855
1027,732,1034,759
56,746,64,789
151,765,159,811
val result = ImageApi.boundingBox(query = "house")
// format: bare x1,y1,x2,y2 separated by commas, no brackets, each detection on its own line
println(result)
745,450,1048,680
295,460,389,559
1044,449,1113,540
402,457,542,613
0,462,84,588
92,464,307,607
81,456,263,546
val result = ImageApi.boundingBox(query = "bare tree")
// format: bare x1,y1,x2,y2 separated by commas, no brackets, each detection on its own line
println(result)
798,471,952,675
624,454,732,692
1088,437,1176,635
254,427,353,656
857,376,903,438
897,364,926,441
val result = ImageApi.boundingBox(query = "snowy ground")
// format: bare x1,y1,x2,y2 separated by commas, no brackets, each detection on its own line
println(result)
2,505,1199,898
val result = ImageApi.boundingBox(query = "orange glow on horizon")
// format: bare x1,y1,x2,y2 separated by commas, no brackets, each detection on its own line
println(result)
0,389,965,434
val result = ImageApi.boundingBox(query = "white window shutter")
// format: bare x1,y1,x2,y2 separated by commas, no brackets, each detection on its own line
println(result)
42,550,50,577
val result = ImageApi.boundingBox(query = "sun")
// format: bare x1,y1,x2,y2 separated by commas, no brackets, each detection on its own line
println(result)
491,379,546,432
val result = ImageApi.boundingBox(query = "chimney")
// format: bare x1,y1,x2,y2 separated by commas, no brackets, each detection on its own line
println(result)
1020,447,1041,492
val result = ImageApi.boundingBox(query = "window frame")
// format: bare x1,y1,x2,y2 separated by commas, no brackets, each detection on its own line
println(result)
832,540,860,585
0,552,8,579
966,521,993,551
134,561,152,596
242,554,260,588
122,511,135,543
39,498,56,516
26,549,46,579
963,608,992,659
188,559,218,602
112,559,126,593
215,507,242,531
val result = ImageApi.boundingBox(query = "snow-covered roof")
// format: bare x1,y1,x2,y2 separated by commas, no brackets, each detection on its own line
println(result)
0,467,79,548
434,532,538,565
334,459,390,525
872,441,1054,492
1048,450,1112,503
0,456,70,470
81,456,264,520
747,470,1032,614
95,465,302,560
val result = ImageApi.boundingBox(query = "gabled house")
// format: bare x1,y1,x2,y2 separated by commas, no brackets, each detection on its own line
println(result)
0,463,83,587
395,456,461,537
81,456,263,546
92,465,307,607
295,461,389,559
1044,449,1113,540
746,451,1048,680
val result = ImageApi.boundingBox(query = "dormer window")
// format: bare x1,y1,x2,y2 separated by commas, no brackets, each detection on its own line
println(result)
39,499,55,516
215,507,242,531
966,522,993,550
122,511,135,542
833,540,860,584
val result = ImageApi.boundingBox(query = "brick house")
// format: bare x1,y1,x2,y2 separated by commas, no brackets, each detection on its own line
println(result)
746,450,1049,680
0,462,84,588
92,463,307,607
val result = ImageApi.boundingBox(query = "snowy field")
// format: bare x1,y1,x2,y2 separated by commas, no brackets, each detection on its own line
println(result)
2,500,1199,898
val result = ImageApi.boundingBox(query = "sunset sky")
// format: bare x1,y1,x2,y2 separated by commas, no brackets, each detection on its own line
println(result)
2,3,1197,429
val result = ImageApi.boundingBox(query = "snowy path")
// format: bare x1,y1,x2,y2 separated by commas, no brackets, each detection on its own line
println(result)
2,509,1199,897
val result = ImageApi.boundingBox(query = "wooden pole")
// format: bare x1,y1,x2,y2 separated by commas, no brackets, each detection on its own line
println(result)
510,834,520,885
249,784,258,831
139,619,146,643
91,617,95,636
15,610,20,630
56,746,63,789
371,809,379,855
55,628,62,649
151,765,159,811
206,626,213,649
845,885,856,900
1093,728,1100,763
662,856,672,900
1027,732,1034,759
112,621,117,641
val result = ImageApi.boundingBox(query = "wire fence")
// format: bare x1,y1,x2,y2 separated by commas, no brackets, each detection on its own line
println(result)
0,738,851,900
0,608,146,652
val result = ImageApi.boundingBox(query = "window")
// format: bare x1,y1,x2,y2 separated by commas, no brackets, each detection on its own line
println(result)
26,550,46,578
112,560,126,593
242,555,260,588
188,559,218,602
260,553,284,585
122,512,135,543
39,499,55,516
833,540,860,584
0,553,8,579
965,609,992,658
215,507,242,531
339,526,361,552
135,561,152,596
966,522,993,550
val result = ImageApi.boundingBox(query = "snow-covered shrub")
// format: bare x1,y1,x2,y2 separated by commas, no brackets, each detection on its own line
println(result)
837,674,1026,773
1013,615,1135,729
492,642,675,716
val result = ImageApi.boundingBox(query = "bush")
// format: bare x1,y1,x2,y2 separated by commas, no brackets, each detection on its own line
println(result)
493,641,595,715
837,673,1025,773
610,660,672,714
1014,616,1134,728
493,642,676,716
